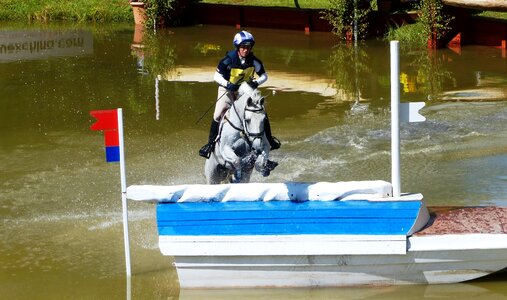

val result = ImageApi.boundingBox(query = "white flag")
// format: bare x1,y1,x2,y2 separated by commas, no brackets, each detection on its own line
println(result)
400,102,425,123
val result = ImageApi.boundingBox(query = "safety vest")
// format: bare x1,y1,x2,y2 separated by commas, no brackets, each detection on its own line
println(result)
218,50,264,85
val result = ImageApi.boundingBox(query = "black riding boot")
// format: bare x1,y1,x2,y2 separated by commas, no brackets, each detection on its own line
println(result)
264,117,281,150
199,120,219,158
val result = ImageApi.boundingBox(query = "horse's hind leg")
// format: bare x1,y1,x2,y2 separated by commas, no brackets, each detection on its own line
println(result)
239,169,253,183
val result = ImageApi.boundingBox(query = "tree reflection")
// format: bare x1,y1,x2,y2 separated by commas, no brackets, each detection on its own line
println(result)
327,42,455,103
130,29,178,118
133,30,177,79
327,43,371,103
402,50,454,100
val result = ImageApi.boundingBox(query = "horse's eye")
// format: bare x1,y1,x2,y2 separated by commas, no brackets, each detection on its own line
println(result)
260,98,265,106
247,97,252,106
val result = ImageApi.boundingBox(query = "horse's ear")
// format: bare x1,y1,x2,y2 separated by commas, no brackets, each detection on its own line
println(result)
260,97,265,106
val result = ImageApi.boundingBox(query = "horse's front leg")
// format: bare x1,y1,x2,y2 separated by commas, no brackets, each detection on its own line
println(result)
241,151,257,169
221,145,243,183
221,145,241,170
254,152,268,176
255,149,277,177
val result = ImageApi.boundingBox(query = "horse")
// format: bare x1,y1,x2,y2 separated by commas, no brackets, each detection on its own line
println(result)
204,82,274,184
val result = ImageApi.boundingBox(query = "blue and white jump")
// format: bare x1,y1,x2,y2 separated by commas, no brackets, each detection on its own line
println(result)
127,182,507,288
127,181,435,287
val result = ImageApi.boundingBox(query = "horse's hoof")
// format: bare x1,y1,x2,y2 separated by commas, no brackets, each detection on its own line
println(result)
266,160,278,171
250,154,257,162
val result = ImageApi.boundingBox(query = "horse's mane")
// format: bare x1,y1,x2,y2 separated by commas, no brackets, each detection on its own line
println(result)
238,82,263,104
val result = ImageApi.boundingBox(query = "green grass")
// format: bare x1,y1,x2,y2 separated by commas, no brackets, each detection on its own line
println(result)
477,11,507,20
200,0,330,9
384,22,427,50
0,0,132,22
0,0,329,22
2,0,506,24
384,9,507,50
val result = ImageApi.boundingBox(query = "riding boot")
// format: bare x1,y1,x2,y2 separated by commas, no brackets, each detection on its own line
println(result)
264,116,281,150
199,120,219,159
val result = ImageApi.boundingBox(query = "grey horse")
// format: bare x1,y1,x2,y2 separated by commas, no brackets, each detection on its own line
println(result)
204,83,273,184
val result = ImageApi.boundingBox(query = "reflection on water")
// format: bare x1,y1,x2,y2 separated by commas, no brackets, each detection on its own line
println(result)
178,279,507,300
0,29,93,62
327,43,372,102
131,29,177,78
1,22,507,299
403,50,455,100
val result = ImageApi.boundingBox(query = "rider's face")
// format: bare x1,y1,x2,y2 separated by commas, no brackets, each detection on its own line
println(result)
237,45,251,58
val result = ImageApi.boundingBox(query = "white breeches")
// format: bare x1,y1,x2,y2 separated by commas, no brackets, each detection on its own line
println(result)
213,86,237,122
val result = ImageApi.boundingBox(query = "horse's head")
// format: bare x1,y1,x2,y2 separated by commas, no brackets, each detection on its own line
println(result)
244,95,266,153
226,82,268,154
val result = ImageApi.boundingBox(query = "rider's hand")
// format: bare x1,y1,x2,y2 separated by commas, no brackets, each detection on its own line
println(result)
248,81,259,89
226,82,239,92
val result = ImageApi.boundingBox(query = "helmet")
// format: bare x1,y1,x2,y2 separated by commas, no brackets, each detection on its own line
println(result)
233,31,255,48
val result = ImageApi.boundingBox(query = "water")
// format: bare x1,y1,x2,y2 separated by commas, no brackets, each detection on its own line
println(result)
1,22,507,299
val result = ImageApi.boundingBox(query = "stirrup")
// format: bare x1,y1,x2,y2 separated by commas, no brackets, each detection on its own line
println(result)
269,136,281,151
198,142,214,159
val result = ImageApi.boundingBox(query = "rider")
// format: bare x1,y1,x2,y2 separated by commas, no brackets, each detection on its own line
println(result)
199,30,281,159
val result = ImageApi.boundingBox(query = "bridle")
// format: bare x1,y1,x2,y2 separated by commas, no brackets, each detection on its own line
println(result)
225,96,266,147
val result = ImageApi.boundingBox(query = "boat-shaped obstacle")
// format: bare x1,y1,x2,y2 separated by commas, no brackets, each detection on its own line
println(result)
126,182,507,288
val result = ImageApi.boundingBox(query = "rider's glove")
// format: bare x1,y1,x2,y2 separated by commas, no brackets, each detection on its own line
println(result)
248,81,259,89
226,82,239,92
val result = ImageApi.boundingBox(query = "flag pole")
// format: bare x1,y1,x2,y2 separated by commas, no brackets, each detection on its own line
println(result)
390,41,401,198
117,108,132,277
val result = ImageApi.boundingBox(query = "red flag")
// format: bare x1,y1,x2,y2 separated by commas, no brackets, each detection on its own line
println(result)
104,129,119,147
90,110,118,131
90,109,120,163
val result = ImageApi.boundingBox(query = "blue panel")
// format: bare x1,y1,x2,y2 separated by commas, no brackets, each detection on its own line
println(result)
105,146,120,162
156,200,422,236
